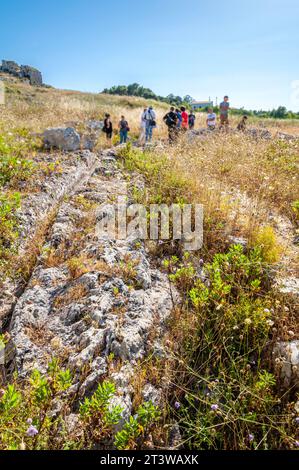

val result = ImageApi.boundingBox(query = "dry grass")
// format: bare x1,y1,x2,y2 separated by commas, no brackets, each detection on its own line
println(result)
151,132,299,223
67,256,107,280
195,111,299,136
0,76,168,138
15,207,58,282
53,284,88,308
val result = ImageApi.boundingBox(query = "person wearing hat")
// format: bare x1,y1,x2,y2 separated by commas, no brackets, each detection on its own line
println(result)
142,106,156,142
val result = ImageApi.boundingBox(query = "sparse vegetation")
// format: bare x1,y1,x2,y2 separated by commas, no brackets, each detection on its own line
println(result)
0,77,298,451
0,359,158,450
118,142,298,450
0,192,21,277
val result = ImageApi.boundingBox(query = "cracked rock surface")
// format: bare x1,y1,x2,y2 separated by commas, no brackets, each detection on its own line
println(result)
6,148,178,417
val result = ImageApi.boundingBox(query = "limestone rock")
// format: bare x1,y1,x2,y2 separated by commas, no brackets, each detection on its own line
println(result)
246,128,272,140
20,65,43,86
142,384,163,406
43,127,81,152
273,340,299,389
276,277,299,296
0,60,43,86
1,60,21,76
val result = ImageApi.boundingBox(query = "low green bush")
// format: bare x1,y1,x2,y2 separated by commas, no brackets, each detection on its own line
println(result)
0,129,40,188
0,192,21,276
0,358,159,450
163,245,298,449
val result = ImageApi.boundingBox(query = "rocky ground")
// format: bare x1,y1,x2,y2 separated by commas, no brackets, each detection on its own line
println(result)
0,125,298,446
1,146,178,424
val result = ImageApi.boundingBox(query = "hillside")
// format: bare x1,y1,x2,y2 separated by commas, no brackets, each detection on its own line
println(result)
0,74,168,135
0,74,299,451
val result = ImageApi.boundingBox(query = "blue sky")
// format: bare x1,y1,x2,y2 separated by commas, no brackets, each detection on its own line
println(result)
1,0,299,110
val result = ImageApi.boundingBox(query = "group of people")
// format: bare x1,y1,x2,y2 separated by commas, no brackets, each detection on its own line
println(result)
102,113,130,144
102,107,158,144
162,96,233,143
102,95,248,145
163,106,196,143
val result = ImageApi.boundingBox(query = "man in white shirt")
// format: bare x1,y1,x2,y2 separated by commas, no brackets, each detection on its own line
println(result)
143,106,156,142
206,108,217,130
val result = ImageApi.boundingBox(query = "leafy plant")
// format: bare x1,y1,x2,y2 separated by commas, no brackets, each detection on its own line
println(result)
0,192,21,275
161,244,297,449
114,401,160,450
0,130,39,188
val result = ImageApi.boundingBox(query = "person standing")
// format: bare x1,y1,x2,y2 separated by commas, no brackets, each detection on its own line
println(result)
206,108,217,130
118,115,129,144
103,113,113,141
139,108,147,144
176,108,182,129
181,106,189,131
219,96,230,129
188,111,196,129
144,106,156,142
163,106,178,143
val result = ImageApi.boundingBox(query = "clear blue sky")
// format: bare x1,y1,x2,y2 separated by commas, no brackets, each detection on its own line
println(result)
1,0,299,111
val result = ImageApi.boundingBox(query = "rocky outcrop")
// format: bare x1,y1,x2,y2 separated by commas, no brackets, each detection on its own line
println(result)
0,150,99,324
3,148,178,421
0,60,43,86
43,123,104,152
19,65,43,86
43,127,81,151
245,128,272,140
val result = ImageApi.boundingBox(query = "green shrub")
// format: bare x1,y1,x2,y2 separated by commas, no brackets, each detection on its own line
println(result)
0,129,39,188
0,192,21,275
114,401,160,450
164,244,297,449
0,358,159,450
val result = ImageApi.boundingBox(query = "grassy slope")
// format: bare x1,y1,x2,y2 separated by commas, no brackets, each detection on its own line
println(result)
0,75,299,450
0,74,168,136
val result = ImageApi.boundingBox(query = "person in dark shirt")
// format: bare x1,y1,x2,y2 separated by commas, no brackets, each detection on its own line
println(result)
237,115,248,132
103,113,113,140
163,107,178,143
118,115,129,144
188,111,196,129
219,96,230,130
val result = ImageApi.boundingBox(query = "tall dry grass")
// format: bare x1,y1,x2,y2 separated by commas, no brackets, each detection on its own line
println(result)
0,77,168,137
151,132,299,223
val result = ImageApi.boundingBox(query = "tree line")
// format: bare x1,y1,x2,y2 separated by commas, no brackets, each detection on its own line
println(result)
101,83,299,119
101,83,193,107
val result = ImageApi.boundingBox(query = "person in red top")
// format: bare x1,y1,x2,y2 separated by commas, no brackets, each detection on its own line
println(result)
180,106,189,130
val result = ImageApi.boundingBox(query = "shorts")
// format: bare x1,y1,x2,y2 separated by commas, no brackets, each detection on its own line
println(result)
220,116,229,126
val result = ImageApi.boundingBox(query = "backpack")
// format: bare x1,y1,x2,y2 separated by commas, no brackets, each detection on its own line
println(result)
120,120,128,130
146,110,156,127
